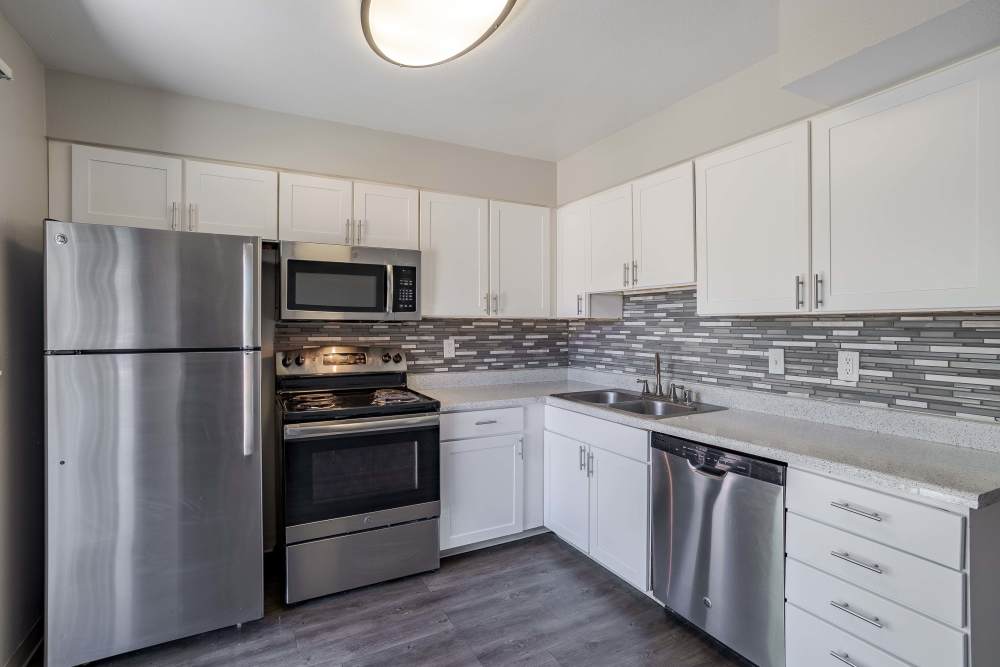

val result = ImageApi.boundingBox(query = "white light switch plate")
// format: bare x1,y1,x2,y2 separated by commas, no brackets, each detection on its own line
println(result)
768,348,785,374
838,350,860,382
443,337,456,359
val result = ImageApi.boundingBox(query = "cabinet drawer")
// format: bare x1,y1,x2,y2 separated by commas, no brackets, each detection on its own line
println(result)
788,468,965,568
544,406,647,462
787,559,966,667
441,408,523,440
786,603,911,667
787,513,966,628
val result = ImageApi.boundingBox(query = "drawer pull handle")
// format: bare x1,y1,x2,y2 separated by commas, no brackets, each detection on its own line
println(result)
831,501,882,522
831,551,883,575
474,420,498,426
829,651,860,667
830,601,883,629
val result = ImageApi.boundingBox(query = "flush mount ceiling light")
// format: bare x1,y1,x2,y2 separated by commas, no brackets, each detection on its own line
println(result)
361,0,517,68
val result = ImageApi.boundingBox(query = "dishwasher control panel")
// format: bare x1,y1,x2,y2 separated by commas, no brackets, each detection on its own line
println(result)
651,433,785,485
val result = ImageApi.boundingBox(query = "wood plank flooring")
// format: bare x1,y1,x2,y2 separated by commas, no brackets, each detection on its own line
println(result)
77,534,745,666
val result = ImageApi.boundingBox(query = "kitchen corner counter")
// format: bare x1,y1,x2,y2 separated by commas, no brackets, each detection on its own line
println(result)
421,381,1000,510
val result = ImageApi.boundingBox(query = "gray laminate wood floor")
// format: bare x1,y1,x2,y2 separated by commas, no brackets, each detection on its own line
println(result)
67,534,745,666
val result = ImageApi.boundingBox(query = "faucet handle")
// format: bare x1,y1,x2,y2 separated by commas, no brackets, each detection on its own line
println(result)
636,378,651,396
682,388,693,405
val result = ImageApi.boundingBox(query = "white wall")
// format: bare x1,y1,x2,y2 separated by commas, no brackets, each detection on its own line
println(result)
0,10,46,667
556,55,825,205
44,70,556,208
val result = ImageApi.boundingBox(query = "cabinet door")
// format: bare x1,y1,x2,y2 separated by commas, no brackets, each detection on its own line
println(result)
278,172,353,243
556,202,590,317
490,201,551,317
543,430,590,552
812,50,1000,312
588,184,634,293
71,145,182,230
696,122,810,315
353,181,419,250
440,435,524,550
419,191,490,317
588,446,649,591
632,162,695,289
184,161,277,238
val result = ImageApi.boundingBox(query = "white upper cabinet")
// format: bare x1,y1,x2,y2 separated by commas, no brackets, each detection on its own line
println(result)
588,184,634,293
279,172,353,244
696,122,811,315
419,191,491,317
812,49,1000,312
184,161,277,239
631,162,695,289
71,145,182,231
490,201,550,318
556,201,591,317
352,181,419,250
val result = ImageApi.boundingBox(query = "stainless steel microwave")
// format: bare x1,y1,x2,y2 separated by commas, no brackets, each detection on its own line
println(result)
279,242,420,321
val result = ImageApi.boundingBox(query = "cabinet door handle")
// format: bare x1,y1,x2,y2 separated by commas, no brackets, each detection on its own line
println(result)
492,293,499,314
830,601,883,629
517,437,524,460
188,203,198,231
345,218,352,244
623,262,629,287
632,260,638,286
357,219,366,245
576,294,582,316
474,420,498,426
831,501,882,522
795,275,804,309
830,550,883,574
170,202,178,230
586,451,594,477
829,652,860,667
815,272,824,308
579,445,586,470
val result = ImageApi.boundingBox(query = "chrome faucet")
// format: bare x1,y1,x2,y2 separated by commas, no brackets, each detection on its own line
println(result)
654,353,664,397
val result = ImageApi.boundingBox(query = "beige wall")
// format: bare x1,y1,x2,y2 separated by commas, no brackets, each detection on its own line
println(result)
0,10,46,667
556,55,825,205
45,70,556,207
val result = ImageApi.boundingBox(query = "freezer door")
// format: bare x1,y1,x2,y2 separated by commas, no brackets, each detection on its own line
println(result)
45,219,260,351
45,351,263,667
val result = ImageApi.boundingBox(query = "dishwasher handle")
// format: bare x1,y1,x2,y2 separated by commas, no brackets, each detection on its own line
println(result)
688,461,727,479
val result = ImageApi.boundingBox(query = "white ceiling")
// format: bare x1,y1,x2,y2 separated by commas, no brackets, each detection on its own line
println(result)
0,0,778,161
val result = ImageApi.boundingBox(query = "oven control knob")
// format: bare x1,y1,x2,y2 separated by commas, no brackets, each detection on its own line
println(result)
381,353,392,363
294,354,306,366
392,353,403,363
281,354,293,368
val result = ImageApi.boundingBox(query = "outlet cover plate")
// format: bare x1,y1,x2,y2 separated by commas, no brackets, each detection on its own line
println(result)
768,348,785,374
838,350,860,382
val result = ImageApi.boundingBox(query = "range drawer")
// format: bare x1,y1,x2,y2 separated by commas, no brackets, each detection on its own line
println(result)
787,559,966,667
441,407,524,441
787,468,965,569
787,513,966,628
787,603,911,667
544,406,647,462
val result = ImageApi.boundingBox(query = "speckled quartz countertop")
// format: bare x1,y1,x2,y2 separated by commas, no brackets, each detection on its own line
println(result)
421,381,1000,510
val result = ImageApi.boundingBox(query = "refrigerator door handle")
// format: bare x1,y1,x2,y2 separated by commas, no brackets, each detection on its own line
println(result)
242,240,259,348
243,352,259,457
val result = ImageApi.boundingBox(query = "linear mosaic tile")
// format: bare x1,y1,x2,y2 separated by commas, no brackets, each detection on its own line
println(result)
568,290,1000,422
274,319,569,373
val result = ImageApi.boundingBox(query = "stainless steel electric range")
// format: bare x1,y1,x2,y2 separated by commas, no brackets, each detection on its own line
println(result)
276,346,441,604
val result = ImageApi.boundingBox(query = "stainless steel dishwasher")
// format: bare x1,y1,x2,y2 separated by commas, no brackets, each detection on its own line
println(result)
651,432,786,667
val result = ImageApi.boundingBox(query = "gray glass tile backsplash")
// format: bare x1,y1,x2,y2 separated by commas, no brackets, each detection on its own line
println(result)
569,290,1000,422
274,290,1000,422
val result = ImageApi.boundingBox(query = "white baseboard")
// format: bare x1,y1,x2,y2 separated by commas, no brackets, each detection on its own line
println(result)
440,527,550,558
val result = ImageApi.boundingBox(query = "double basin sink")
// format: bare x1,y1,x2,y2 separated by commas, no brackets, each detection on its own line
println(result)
552,389,725,420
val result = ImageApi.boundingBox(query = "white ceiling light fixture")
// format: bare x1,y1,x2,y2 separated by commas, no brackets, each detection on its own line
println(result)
361,0,517,68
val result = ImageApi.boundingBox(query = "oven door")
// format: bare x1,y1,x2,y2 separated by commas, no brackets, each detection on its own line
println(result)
282,414,440,544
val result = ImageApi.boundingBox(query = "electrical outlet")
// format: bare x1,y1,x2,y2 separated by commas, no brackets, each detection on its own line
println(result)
443,337,456,359
768,348,785,374
838,350,860,382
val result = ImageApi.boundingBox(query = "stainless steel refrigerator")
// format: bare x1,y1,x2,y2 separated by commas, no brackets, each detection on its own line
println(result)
44,219,263,667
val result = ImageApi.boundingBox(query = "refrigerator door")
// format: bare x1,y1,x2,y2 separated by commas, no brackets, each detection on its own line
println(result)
45,351,263,667
44,219,260,351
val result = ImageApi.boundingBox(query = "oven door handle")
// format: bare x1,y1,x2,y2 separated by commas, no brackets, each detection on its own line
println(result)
284,413,439,440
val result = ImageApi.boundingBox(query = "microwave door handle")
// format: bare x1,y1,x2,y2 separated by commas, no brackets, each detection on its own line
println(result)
386,264,394,314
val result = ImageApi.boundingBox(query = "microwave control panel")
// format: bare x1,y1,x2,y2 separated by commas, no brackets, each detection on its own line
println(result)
392,265,417,312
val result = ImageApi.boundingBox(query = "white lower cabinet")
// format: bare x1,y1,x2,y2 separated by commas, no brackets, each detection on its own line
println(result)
440,434,523,550
786,603,910,667
543,407,649,591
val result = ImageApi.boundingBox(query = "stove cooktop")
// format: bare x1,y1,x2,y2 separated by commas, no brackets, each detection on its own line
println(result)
278,387,439,423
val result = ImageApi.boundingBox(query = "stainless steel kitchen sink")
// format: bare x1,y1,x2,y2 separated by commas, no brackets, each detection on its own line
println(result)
551,390,725,419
